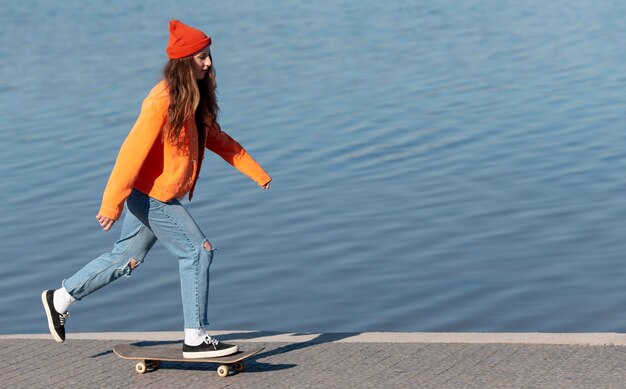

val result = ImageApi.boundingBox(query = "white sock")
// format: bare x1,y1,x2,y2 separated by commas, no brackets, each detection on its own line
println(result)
184,328,207,346
53,287,76,314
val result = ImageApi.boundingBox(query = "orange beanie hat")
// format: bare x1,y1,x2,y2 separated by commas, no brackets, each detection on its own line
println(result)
166,19,212,59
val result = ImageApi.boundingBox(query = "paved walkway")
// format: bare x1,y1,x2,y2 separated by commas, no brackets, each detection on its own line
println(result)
1,332,625,388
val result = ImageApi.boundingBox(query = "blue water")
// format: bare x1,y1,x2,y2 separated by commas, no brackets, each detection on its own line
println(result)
2,0,626,334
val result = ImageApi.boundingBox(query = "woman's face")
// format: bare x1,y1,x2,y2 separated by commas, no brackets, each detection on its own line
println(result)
192,46,212,79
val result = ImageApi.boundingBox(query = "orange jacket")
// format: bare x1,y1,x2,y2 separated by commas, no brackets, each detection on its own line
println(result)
99,80,271,220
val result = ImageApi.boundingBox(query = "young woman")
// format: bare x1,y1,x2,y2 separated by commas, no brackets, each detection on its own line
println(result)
41,19,271,358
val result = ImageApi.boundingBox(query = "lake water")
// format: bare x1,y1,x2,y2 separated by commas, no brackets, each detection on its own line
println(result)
2,0,626,335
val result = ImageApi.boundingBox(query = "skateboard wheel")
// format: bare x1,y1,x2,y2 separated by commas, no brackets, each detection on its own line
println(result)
135,362,147,374
233,361,245,372
146,360,160,370
217,365,229,377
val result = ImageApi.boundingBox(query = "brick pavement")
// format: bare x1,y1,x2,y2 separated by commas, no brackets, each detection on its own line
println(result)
1,336,625,388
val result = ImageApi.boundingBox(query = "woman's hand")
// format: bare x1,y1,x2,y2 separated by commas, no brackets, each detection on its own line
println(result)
261,181,271,190
96,214,116,231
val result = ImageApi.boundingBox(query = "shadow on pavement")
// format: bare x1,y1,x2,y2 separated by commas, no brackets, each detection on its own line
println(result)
91,331,358,374
220,331,360,359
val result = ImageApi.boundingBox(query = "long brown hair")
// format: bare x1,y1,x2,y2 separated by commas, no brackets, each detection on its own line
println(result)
162,55,219,146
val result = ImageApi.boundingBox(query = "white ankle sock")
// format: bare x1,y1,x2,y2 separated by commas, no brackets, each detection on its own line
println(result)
184,328,207,346
53,287,76,314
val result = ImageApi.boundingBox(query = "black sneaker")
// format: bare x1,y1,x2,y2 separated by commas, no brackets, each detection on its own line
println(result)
182,335,238,358
41,290,69,343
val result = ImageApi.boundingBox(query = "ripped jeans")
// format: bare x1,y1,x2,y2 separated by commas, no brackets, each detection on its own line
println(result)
63,188,215,329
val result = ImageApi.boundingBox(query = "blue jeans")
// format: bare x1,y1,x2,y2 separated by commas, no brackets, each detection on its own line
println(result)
63,188,215,329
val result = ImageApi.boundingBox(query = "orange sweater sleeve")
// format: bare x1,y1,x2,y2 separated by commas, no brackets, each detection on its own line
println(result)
99,97,165,220
205,122,272,186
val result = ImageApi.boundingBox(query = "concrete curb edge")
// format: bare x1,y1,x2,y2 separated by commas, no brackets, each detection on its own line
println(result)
2,331,626,345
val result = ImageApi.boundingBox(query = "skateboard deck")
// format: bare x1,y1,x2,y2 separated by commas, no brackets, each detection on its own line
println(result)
113,343,264,377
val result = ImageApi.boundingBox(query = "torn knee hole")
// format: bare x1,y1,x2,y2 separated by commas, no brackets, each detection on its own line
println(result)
203,240,213,251
129,258,139,270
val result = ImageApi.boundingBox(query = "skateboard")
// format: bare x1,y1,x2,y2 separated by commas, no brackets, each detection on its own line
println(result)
113,343,264,377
